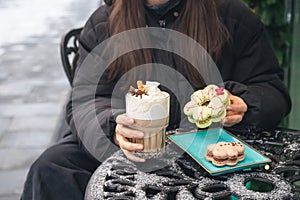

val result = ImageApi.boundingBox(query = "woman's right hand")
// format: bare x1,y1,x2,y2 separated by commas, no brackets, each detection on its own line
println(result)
114,114,146,162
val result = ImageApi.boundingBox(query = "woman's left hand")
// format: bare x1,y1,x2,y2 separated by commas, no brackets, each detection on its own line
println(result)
222,91,248,127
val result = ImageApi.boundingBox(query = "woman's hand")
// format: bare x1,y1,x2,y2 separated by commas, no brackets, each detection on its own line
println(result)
114,114,146,162
222,92,248,127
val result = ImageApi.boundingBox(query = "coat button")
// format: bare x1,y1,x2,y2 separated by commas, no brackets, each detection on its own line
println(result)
174,12,179,17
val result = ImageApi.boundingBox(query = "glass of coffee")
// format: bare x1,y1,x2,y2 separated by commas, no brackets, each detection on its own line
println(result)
126,81,170,158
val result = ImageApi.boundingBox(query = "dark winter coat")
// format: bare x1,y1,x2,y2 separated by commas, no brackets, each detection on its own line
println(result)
66,0,291,161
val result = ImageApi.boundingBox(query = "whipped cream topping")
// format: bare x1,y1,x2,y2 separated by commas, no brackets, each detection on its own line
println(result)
126,81,170,120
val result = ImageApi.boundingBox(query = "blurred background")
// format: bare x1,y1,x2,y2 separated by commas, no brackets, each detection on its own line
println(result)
0,0,100,199
242,0,300,129
0,0,299,199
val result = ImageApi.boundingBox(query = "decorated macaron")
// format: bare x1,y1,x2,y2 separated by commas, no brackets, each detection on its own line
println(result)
183,85,230,128
205,142,245,167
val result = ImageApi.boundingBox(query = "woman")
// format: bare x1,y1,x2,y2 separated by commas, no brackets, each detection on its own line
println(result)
21,0,291,199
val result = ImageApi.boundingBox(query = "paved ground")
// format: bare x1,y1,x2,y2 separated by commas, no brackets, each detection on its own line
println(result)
0,1,99,199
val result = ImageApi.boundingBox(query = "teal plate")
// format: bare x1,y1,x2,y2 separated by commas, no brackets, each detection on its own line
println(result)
168,128,271,176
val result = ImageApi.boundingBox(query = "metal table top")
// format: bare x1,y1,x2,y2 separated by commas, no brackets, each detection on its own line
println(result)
85,128,300,200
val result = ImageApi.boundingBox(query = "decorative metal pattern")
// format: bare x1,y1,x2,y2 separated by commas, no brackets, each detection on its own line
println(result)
85,128,300,200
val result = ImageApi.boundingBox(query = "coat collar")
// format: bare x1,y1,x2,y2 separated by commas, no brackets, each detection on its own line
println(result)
145,0,182,18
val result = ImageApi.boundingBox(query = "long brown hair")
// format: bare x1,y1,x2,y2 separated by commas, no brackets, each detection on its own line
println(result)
106,0,230,88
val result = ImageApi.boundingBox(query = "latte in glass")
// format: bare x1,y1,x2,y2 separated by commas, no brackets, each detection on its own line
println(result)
126,81,170,158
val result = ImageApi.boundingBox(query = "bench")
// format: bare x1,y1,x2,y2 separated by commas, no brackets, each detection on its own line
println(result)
52,27,83,141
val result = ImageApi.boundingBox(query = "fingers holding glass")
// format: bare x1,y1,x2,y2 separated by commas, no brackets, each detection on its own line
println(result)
115,118,146,162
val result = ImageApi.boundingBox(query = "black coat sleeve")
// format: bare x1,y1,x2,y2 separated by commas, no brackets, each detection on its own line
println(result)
65,6,122,162
223,2,291,131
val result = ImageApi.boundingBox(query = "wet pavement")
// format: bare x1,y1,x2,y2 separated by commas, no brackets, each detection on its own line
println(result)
0,0,99,199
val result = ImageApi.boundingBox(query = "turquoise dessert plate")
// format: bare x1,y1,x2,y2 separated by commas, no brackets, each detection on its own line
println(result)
168,128,271,176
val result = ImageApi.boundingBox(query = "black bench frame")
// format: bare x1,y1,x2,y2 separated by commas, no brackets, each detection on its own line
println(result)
60,27,83,86
53,27,83,141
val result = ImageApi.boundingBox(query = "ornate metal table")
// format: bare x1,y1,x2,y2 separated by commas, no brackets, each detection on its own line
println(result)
85,128,300,200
